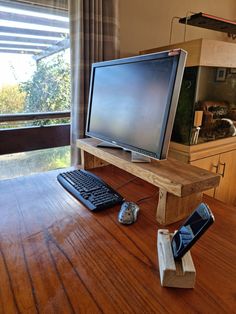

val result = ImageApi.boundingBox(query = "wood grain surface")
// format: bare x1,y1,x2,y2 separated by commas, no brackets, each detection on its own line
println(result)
140,38,236,68
0,165,235,313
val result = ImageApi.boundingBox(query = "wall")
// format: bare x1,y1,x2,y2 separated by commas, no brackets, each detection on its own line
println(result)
119,0,236,57
197,67,236,104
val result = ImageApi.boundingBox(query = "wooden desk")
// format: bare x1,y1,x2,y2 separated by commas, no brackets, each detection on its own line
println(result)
0,166,235,313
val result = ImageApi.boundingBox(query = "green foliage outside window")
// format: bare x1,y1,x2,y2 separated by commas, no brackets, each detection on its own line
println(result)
0,52,70,123
0,85,26,114
0,53,71,171
20,54,70,114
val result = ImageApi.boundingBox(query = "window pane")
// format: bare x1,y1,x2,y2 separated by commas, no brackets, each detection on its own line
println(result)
0,146,70,180
0,1,71,176
0,1,70,117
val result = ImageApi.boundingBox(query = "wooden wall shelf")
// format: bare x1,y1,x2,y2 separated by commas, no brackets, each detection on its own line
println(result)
77,138,220,225
179,12,236,35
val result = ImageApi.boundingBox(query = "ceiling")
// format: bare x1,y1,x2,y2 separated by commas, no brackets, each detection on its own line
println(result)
0,0,69,62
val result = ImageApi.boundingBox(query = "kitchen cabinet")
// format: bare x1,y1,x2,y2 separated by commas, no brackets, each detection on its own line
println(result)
169,137,236,206
214,150,236,205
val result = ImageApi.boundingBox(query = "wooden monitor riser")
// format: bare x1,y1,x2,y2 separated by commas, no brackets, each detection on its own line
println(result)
76,138,220,225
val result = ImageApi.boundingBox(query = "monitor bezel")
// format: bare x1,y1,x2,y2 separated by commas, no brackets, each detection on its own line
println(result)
85,49,187,160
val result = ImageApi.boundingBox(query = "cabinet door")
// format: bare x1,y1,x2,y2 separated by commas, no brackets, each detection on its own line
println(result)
215,150,236,206
191,155,219,197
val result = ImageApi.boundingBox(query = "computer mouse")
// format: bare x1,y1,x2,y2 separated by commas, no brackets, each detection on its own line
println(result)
118,202,140,225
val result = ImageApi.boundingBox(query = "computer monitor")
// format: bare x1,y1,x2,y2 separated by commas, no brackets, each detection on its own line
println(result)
86,49,187,160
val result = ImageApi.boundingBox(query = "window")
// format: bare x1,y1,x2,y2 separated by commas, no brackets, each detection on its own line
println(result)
0,0,71,179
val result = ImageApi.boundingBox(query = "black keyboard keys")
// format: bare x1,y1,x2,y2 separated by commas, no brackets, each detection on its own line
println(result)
57,169,124,211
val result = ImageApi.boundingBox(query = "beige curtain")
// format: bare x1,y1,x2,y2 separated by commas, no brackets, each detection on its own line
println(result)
69,0,120,166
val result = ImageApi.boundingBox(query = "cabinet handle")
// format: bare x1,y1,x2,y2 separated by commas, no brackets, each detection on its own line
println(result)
218,162,226,178
212,163,219,173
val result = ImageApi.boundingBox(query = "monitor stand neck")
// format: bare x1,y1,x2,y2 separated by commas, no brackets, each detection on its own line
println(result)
97,141,151,163
131,152,151,163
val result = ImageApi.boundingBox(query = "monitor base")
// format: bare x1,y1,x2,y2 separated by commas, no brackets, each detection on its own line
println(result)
97,141,123,149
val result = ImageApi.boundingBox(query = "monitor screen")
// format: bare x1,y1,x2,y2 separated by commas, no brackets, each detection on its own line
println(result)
86,49,187,160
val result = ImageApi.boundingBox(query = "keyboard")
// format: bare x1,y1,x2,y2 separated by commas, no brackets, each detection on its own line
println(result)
57,169,124,211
